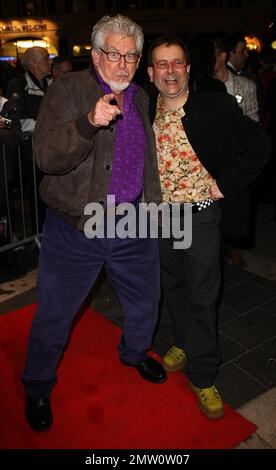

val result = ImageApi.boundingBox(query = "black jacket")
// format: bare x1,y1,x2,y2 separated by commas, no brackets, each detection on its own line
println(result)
33,68,162,229
6,72,51,135
0,99,21,147
149,90,271,238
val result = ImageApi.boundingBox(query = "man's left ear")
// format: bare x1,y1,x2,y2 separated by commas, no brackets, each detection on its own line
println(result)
147,66,153,83
186,64,191,75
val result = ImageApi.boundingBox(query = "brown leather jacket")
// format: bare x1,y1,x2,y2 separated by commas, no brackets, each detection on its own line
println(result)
34,67,162,230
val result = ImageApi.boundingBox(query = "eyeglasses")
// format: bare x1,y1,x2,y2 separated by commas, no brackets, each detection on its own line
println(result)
153,59,187,70
99,48,140,63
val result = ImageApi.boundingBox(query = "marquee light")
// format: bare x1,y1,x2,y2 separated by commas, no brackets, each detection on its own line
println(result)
14,39,49,48
245,36,261,52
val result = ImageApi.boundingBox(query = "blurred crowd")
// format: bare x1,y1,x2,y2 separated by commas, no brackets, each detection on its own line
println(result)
0,50,72,243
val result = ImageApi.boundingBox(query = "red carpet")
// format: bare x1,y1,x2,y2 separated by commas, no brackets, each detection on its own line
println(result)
0,304,256,449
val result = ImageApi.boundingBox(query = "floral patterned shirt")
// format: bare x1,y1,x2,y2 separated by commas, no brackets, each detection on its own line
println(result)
153,95,212,203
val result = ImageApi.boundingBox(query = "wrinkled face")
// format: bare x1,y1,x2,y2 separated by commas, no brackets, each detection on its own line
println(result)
147,44,190,103
230,41,249,71
34,50,52,78
92,32,140,93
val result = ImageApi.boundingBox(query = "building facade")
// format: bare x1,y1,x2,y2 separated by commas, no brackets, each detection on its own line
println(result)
0,0,275,60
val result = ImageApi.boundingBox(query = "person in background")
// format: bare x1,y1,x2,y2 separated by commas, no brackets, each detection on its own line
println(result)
213,34,261,267
259,48,276,94
0,94,21,243
147,35,270,420
213,35,259,122
259,48,276,129
6,47,52,233
227,33,249,76
0,95,21,143
22,15,166,434
265,75,276,221
51,57,73,81
226,33,264,123
6,47,52,133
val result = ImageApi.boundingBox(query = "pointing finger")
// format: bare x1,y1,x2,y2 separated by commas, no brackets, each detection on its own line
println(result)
102,93,115,104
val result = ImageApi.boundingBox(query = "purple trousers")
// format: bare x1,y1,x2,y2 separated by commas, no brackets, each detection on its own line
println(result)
22,209,160,398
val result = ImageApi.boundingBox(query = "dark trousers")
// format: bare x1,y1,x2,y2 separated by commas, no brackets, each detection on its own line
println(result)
159,203,222,388
22,208,160,398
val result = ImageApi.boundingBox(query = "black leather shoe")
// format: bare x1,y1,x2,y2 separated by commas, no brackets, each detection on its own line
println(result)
25,397,53,432
121,356,167,384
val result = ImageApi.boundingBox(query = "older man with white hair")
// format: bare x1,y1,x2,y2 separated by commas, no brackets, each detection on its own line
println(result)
21,15,166,433
6,47,52,233
7,46,52,133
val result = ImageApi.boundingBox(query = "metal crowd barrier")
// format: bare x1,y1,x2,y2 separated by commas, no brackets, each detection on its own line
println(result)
0,137,42,252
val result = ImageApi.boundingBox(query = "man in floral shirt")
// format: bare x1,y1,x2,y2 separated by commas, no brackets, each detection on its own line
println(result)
147,35,270,420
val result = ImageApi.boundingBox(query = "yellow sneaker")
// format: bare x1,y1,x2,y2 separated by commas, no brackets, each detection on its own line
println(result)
163,346,187,372
189,382,224,419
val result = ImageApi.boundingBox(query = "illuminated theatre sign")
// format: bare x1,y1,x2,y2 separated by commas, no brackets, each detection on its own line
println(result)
0,19,58,59
0,22,48,33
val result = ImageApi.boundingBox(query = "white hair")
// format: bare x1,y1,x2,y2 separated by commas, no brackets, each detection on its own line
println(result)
91,14,144,54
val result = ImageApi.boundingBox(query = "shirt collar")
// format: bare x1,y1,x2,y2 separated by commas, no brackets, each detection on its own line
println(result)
26,71,49,91
156,93,187,119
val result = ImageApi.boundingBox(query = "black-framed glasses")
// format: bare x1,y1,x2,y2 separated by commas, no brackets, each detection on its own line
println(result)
99,48,140,63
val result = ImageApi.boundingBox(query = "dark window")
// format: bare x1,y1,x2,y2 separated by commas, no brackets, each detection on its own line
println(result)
167,0,176,8
0,0,18,18
104,0,114,10
200,0,223,7
108,0,174,9
65,0,95,13
20,0,45,16
65,0,73,13
142,0,165,8
225,0,242,6
116,0,140,9
185,0,198,8
23,1,35,15
46,0,57,14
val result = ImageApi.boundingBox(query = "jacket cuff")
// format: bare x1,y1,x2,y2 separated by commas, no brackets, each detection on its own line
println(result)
75,113,99,140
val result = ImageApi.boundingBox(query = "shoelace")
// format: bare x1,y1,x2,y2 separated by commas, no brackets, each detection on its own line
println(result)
169,352,184,361
197,386,220,402
168,348,185,360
